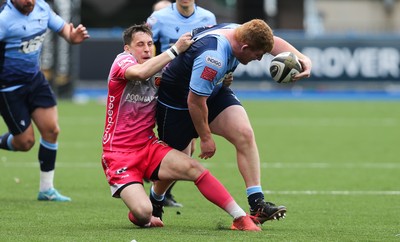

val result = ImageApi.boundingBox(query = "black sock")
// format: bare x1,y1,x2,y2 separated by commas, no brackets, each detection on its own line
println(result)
248,192,264,210
0,133,13,150
38,140,57,172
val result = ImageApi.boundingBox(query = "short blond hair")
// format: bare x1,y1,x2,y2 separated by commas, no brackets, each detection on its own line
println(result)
235,19,274,53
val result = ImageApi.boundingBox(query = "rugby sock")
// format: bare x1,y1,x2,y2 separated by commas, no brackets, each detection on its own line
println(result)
0,133,14,150
38,138,58,192
195,170,246,219
224,200,247,219
246,186,264,209
150,186,165,202
40,170,54,192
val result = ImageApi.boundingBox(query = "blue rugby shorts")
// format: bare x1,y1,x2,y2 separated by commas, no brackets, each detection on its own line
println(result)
0,72,56,135
156,86,241,151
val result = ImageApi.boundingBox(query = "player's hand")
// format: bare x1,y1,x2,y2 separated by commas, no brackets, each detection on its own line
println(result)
223,73,233,87
293,55,312,81
174,32,194,54
69,23,90,44
198,138,216,160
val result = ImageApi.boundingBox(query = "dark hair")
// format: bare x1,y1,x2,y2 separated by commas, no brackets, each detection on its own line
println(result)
123,24,153,45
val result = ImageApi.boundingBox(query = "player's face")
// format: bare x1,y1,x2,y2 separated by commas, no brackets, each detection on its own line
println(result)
12,0,36,15
176,0,194,8
127,32,154,64
237,47,265,65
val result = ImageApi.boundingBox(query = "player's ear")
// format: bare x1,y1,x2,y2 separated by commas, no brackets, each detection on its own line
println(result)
241,44,249,52
124,45,130,52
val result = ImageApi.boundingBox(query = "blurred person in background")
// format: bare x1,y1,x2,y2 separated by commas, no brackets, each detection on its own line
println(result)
152,0,172,12
0,0,89,201
101,24,260,231
152,19,312,225
149,1,172,57
147,0,216,208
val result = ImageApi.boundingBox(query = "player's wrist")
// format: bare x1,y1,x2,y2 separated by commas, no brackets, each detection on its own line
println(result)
166,45,179,60
170,45,179,56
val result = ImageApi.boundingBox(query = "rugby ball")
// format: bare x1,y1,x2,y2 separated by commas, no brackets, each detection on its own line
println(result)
269,52,302,83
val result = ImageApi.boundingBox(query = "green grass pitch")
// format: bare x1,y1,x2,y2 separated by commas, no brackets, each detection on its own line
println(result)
1,99,399,241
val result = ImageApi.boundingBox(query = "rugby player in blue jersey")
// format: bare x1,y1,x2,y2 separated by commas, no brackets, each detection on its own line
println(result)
147,0,216,207
147,0,216,54
152,19,312,224
0,0,89,201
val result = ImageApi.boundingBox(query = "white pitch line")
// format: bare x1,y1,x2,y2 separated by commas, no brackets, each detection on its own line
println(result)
252,117,398,127
2,161,400,169
0,161,99,168
264,190,400,196
260,162,400,169
205,162,400,169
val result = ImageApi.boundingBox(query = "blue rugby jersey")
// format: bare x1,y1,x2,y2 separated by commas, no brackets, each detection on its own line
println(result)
0,0,65,89
146,2,216,53
157,23,240,110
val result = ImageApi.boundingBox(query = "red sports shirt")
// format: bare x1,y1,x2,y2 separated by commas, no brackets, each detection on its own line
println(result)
102,52,158,152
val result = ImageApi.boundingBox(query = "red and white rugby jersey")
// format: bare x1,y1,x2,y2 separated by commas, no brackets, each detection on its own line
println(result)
102,52,158,152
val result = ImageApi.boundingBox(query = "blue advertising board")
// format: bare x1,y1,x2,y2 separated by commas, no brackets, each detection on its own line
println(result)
78,33,400,83
234,36,400,82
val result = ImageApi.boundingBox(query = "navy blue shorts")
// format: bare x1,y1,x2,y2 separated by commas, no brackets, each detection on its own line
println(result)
0,72,57,135
157,86,241,151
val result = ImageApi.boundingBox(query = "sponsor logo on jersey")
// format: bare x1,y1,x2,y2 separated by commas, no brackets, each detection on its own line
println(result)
116,167,127,175
103,95,116,145
154,77,161,87
200,66,218,82
205,56,222,68
125,93,155,103
20,33,46,54
118,58,135,69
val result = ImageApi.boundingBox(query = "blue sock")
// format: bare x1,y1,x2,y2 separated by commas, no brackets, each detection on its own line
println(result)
150,186,165,202
0,133,14,151
246,186,262,197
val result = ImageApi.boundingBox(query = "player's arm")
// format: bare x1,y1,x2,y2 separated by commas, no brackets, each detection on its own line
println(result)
125,32,193,81
271,36,312,81
58,23,90,44
187,91,215,159
187,50,225,159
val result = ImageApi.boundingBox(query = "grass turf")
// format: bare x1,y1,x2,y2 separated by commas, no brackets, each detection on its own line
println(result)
0,99,399,241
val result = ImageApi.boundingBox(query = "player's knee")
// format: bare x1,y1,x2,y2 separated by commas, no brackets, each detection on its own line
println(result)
130,211,151,226
187,159,206,179
131,206,152,225
236,126,255,144
13,137,35,151
49,126,60,138
42,126,60,142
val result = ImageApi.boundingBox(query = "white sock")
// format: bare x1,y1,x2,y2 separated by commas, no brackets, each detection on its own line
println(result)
225,200,247,219
39,170,54,192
